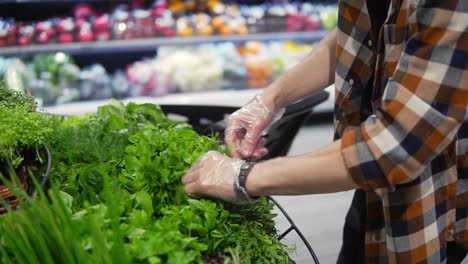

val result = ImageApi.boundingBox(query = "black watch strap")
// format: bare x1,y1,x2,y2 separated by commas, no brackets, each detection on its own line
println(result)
234,161,258,204
239,161,256,190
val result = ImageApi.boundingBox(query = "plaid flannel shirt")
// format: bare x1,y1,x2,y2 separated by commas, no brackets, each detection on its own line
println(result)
334,0,467,263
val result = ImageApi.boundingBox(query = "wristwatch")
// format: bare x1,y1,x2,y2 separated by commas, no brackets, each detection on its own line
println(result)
234,161,258,204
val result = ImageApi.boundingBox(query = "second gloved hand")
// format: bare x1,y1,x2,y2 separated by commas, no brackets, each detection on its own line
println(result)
225,93,284,158
181,151,256,204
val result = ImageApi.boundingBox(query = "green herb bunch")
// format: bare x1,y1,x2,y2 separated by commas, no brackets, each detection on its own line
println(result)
0,83,52,167
0,100,294,264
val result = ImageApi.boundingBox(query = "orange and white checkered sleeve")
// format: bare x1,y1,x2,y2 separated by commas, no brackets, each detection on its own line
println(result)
341,0,467,195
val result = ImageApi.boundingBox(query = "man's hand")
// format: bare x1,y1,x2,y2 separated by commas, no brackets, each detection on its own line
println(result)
225,94,283,159
182,151,247,203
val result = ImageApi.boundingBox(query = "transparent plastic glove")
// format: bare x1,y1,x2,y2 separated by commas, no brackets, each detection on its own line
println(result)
181,151,256,204
225,94,284,158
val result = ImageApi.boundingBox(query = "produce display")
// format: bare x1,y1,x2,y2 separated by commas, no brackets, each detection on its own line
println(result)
0,84,294,263
0,1,337,47
127,41,313,94
0,40,312,104
0,54,130,107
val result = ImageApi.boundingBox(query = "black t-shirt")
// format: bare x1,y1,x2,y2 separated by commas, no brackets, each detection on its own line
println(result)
360,0,391,121
367,0,390,46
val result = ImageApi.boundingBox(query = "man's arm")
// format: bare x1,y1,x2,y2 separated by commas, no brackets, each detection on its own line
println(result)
246,139,357,196
224,28,338,158
262,28,337,112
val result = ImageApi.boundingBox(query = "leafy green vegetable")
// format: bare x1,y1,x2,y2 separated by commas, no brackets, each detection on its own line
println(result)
0,99,294,264
0,82,52,168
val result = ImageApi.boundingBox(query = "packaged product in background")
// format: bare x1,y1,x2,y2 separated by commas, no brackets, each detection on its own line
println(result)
268,41,313,79
0,19,17,47
153,10,176,37
17,22,35,46
111,70,130,98
266,4,287,32
93,14,112,41
7,20,17,46
112,6,134,40
285,3,302,32
241,41,273,89
34,20,56,44
168,0,186,14
133,9,154,38
56,17,75,43
77,21,94,42
126,59,173,97
192,13,214,36
79,64,113,100
73,3,95,19
29,53,81,104
319,5,338,31
176,16,194,37
241,5,267,34
156,45,224,92
215,42,247,90
0,20,8,47
301,3,322,31
2,59,27,94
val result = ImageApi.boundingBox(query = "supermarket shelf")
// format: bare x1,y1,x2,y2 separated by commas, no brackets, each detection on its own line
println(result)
0,31,329,56
0,0,126,3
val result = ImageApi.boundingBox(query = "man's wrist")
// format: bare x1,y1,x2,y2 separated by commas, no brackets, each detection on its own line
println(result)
245,161,266,197
262,83,286,113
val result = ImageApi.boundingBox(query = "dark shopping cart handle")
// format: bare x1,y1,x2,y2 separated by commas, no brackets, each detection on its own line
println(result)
283,90,329,119
160,90,329,121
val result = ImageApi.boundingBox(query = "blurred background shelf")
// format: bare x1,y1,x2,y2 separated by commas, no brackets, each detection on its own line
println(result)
0,0,337,106
0,0,125,2
0,31,329,56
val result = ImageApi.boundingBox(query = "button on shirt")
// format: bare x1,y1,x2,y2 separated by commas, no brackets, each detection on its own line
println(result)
333,0,467,263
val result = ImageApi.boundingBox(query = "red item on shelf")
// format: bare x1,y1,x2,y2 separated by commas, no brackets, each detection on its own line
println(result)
286,6,303,32
75,17,88,31
35,21,54,36
151,7,165,17
152,0,167,10
35,20,55,44
77,22,94,42
74,4,94,19
7,23,17,46
18,36,30,46
0,21,8,47
57,32,74,43
94,14,110,31
93,13,111,41
95,30,111,41
112,9,134,39
57,17,75,33
303,14,321,31
131,0,145,9
0,35,6,47
17,23,34,46
133,9,154,38
154,10,175,37
36,31,52,44
162,28,176,36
